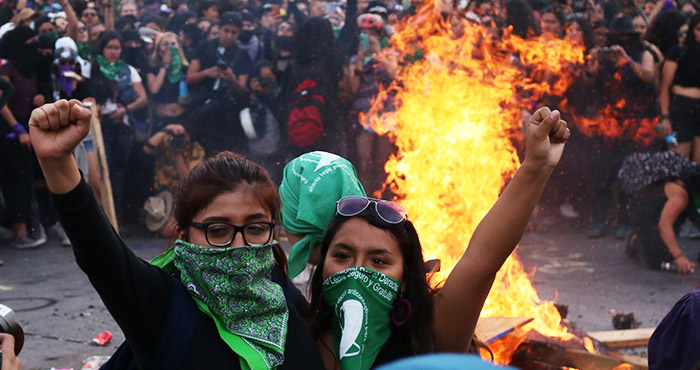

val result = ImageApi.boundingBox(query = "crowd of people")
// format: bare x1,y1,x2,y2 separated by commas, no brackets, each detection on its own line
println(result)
0,0,698,366
0,0,695,270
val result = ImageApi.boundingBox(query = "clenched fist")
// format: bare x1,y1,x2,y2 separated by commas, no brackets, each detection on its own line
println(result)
29,99,92,161
524,107,570,170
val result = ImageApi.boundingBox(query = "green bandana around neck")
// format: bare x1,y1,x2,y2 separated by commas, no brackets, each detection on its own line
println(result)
322,266,400,370
279,151,366,278
156,239,288,370
167,44,183,83
96,54,124,81
77,42,92,60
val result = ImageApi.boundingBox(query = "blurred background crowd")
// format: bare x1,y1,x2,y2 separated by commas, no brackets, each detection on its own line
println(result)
0,0,697,264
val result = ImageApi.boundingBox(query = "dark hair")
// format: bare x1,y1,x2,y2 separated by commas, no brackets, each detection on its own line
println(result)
90,31,122,105
168,10,196,33
505,0,540,38
116,15,138,30
142,15,165,30
307,210,436,359
647,9,688,54
220,11,243,28
198,0,218,17
687,13,700,49
181,23,204,47
173,151,287,273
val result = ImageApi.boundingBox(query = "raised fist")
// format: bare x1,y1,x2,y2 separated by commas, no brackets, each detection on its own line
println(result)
29,99,92,161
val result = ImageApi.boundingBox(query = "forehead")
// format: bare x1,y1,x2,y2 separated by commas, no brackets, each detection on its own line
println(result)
195,187,272,220
331,218,401,254
259,67,275,77
221,24,239,31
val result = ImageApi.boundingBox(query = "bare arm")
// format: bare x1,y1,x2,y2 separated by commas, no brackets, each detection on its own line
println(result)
103,2,114,31
659,182,697,274
147,67,168,95
658,60,677,135
186,59,216,84
631,50,656,84
60,0,80,40
126,81,148,111
433,107,570,351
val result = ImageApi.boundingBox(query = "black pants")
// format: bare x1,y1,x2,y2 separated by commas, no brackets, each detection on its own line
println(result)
0,135,34,225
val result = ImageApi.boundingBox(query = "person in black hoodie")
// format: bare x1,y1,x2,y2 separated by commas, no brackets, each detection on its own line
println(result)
0,25,47,249
279,0,358,158
29,99,326,370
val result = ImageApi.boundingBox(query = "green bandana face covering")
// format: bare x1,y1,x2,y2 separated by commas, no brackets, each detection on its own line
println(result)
77,42,92,60
172,239,288,370
322,266,400,370
96,54,124,81
167,44,183,83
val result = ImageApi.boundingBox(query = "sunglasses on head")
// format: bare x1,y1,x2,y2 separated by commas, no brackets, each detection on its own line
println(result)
336,196,407,224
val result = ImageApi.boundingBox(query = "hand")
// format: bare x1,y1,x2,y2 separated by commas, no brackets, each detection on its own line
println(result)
33,94,45,107
675,255,697,275
162,47,172,63
661,118,672,136
524,107,570,170
203,66,219,79
0,333,21,370
610,45,630,65
29,99,92,161
109,106,126,121
369,34,381,54
18,132,31,148
164,123,186,135
218,66,236,82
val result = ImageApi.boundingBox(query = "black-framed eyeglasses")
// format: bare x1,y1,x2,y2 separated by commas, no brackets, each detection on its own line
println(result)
336,196,408,224
190,221,275,247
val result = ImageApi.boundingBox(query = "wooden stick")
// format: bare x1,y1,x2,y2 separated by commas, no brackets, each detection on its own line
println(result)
588,328,655,349
86,102,119,234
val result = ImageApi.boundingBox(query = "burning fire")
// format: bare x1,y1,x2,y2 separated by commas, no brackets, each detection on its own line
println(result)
363,1,591,364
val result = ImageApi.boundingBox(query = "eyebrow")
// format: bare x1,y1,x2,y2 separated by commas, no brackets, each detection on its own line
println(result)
331,243,394,256
201,213,270,223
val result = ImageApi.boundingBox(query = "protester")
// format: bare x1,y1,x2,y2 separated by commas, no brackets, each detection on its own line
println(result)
29,99,325,369
659,13,700,162
619,151,699,274
0,25,46,249
306,107,569,369
147,31,189,131
279,151,366,293
89,31,148,222
648,289,700,370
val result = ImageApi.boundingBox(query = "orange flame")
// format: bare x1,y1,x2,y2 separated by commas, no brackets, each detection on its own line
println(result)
363,0,587,364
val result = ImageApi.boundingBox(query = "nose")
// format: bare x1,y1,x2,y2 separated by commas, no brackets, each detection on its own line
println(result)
231,230,247,247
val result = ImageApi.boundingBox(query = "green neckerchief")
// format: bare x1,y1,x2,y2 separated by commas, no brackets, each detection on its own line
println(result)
322,266,400,370
279,151,366,278
77,42,92,60
151,240,288,370
167,44,183,84
96,54,124,81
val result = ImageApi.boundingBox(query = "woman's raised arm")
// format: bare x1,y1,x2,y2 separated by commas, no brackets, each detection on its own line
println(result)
433,107,570,352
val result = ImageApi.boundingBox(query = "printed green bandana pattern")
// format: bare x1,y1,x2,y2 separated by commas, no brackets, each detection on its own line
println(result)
173,240,288,369
322,266,400,370
167,44,183,83
96,54,124,81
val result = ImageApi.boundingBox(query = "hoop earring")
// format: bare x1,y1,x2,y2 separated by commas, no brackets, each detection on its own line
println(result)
391,297,412,326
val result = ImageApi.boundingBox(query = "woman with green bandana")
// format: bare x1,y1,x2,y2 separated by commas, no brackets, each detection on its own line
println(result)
279,151,366,296
27,99,325,369
306,107,570,370
147,32,190,131
89,31,148,223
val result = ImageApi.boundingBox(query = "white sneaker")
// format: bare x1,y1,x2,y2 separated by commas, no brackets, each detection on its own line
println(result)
559,202,580,219
12,233,47,249
48,223,71,247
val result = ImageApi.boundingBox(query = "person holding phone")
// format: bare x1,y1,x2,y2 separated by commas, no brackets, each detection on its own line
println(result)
186,12,253,156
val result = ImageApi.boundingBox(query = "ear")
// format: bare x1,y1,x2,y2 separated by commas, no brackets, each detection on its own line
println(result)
176,225,187,241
